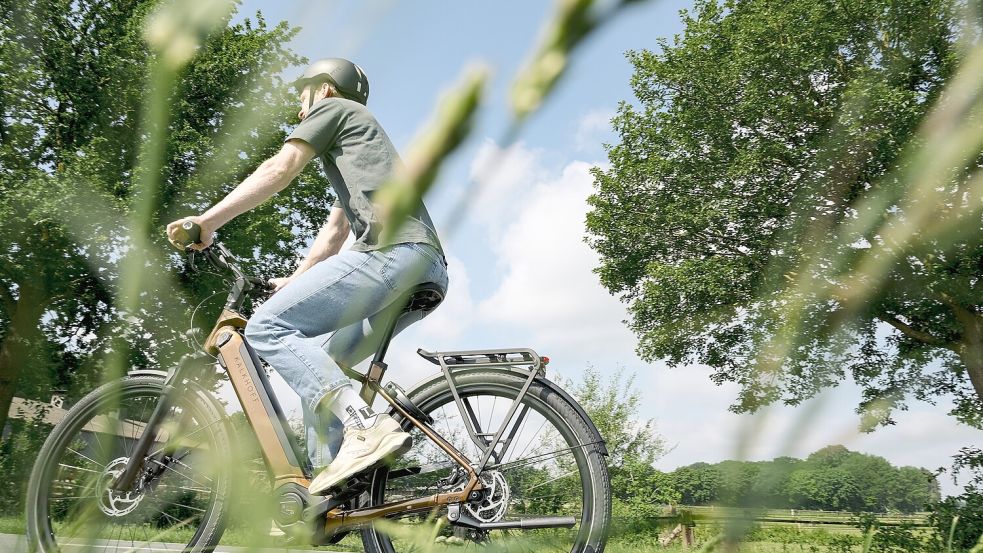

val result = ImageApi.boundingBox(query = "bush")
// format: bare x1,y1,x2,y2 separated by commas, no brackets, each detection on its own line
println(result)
929,486,983,552
854,512,930,553
0,409,52,515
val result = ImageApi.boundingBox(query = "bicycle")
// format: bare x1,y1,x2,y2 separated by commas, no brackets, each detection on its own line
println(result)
25,221,612,552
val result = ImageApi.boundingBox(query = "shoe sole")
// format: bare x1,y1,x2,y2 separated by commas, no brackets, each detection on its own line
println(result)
309,433,413,496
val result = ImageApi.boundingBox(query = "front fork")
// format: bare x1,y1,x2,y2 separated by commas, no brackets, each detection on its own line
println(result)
110,353,206,492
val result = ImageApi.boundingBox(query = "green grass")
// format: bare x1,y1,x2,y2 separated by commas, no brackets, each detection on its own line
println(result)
0,512,927,552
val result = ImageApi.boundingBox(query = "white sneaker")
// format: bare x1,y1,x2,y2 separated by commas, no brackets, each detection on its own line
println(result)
308,414,412,495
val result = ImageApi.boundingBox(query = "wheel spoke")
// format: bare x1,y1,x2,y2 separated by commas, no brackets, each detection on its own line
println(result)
30,381,226,553
66,447,105,468
376,377,606,552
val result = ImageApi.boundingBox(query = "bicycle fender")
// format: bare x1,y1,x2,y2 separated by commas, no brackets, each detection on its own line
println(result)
534,374,609,457
401,367,609,457
127,369,169,378
125,369,228,417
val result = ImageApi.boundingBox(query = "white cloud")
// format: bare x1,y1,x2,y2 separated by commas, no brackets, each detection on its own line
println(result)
574,108,616,153
467,139,550,234
466,142,638,363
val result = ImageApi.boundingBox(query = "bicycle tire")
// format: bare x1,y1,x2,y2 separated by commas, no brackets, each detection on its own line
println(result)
25,375,232,553
361,368,611,553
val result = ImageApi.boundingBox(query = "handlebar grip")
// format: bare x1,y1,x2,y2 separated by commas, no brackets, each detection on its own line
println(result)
172,220,202,251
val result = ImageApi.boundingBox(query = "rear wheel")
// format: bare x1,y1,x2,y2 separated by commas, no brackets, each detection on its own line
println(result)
361,369,611,553
25,375,231,553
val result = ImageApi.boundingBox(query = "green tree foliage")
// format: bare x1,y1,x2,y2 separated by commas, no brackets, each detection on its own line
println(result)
0,0,330,468
571,367,678,527
586,0,983,426
929,447,983,551
670,445,940,512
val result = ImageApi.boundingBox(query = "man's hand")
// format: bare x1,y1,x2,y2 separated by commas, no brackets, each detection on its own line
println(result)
166,216,215,251
270,275,296,293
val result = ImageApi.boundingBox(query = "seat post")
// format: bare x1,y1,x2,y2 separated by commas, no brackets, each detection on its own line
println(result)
371,302,404,364
359,302,403,405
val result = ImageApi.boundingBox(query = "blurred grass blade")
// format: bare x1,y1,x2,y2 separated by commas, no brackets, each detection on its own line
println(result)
375,64,488,245
511,0,595,121
144,0,237,70
511,0,648,122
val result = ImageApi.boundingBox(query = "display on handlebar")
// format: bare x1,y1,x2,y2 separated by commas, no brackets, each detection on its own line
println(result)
171,220,202,251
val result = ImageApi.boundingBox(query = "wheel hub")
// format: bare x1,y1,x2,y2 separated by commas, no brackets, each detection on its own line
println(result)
97,457,145,517
456,470,510,524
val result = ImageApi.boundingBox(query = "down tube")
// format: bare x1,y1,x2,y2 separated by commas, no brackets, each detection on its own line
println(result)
216,328,312,485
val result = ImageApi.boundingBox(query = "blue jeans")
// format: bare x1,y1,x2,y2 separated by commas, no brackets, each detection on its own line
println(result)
244,242,448,467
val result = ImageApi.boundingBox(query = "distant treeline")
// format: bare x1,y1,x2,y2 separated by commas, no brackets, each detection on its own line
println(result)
665,445,940,513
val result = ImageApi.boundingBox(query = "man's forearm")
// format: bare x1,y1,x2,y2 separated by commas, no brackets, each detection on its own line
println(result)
201,160,293,230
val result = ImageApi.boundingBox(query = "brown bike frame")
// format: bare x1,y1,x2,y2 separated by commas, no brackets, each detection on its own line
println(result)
202,309,482,531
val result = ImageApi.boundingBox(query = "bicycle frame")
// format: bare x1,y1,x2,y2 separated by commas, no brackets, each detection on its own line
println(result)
117,240,586,540
203,309,486,530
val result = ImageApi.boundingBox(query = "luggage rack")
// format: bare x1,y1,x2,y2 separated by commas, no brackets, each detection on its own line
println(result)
417,347,547,373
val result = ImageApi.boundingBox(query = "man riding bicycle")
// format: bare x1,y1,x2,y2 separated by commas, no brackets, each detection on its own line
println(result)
166,58,448,496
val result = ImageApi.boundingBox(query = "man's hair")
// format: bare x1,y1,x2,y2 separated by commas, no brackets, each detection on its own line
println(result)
311,80,339,99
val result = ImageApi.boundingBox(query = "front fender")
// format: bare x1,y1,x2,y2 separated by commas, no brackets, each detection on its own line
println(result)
127,369,169,379
126,368,228,418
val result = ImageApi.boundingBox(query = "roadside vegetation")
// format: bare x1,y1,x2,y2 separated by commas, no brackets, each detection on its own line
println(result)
0,0,980,551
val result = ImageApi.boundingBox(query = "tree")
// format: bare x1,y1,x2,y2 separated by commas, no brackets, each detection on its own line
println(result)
671,463,722,505
586,0,983,426
570,367,677,520
668,445,940,512
0,0,332,438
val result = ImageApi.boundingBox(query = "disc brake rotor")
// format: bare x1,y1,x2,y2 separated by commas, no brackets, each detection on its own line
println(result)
454,470,510,524
97,457,145,517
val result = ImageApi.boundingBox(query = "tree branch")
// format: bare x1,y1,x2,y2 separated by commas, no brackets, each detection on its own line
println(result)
876,312,954,350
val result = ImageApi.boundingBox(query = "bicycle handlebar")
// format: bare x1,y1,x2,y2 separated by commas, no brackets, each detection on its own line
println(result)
169,221,275,299
171,220,203,251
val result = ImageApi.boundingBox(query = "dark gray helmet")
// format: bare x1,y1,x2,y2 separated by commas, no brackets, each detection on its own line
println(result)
295,58,369,105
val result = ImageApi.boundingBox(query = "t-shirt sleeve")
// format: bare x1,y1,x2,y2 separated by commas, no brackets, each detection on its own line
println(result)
285,99,345,154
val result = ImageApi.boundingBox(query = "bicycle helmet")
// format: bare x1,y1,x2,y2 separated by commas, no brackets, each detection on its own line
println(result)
295,58,370,106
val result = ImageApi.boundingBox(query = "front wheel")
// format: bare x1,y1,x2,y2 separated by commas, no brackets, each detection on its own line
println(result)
25,375,232,553
361,369,611,553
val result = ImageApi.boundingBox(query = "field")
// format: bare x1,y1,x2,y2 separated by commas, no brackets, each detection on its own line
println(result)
0,508,932,552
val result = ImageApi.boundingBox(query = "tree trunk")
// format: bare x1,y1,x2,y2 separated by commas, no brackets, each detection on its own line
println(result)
0,282,46,439
957,311,983,406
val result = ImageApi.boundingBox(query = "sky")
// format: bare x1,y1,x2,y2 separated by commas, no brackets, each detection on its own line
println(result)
229,0,981,497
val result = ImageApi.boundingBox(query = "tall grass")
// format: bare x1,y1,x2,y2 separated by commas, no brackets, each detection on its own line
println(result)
6,0,983,551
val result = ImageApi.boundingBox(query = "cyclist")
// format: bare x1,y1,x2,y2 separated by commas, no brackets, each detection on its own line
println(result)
166,58,448,495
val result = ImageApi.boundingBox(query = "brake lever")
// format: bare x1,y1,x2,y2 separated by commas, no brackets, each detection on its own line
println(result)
187,250,200,274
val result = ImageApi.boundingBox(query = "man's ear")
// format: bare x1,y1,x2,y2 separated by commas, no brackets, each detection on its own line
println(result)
320,82,332,98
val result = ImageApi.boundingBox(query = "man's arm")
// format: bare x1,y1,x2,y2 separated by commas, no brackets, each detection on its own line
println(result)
295,206,350,275
166,139,315,249
270,206,350,291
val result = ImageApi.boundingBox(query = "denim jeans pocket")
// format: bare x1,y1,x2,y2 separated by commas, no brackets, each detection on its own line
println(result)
377,247,400,290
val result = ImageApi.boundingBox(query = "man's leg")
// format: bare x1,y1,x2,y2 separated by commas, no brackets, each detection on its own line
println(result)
245,248,408,477
325,242,449,371
245,248,397,414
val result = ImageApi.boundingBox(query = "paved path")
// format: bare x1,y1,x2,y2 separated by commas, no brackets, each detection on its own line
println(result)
0,533,345,552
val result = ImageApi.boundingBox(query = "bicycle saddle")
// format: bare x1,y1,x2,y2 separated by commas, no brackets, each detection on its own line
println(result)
402,282,444,313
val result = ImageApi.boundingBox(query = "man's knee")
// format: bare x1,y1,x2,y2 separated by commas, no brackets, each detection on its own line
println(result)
245,311,275,354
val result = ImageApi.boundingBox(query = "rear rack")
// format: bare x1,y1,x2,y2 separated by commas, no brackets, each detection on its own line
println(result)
417,348,546,373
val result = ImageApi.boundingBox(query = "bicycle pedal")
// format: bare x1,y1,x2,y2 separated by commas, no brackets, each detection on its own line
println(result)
322,462,380,498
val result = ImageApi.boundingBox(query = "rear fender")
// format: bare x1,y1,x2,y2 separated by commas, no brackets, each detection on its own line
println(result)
400,367,608,457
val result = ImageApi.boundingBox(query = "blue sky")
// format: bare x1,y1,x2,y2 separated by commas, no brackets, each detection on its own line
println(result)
230,0,981,496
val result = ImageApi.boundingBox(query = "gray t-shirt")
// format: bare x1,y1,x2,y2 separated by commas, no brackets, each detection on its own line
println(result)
286,97,443,254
